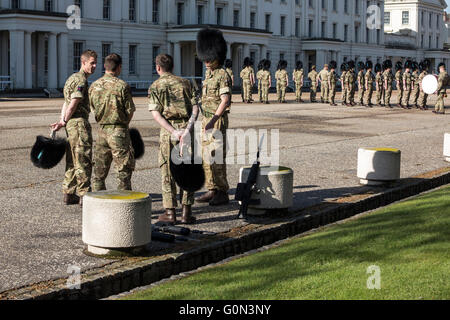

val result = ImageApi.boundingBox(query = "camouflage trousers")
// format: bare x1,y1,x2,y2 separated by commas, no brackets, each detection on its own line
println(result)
258,82,262,102
358,86,365,104
341,87,348,104
295,82,302,101
402,89,411,106
261,82,270,103
376,88,384,105
364,87,373,105
417,91,428,108
435,92,446,113
92,125,135,192
329,85,336,104
397,88,403,105
411,87,420,105
348,86,356,104
63,118,92,197
385,87,392,105
321,84,329,103
159,122,194,209
310,85,317,102
242,80,252,101
202,113,229,192
277,82,287,102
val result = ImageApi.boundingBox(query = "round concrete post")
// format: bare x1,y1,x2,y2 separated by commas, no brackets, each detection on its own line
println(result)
357,148,401,186
82,191,152,256
444,133,450,162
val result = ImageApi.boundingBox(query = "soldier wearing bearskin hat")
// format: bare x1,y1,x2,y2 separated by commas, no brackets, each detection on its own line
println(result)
328,61,338,106
364,61,375,107
417,60,429,110
402,60,413,109
434,62,448,114
261,60,272,104
256,60,265,103
357,61,366,106
394,61,404,108
346,61,356,106
340,63,348,106
308,65,319,103
374,63,384,106
275,60,289,103
318,64,330,103
382,60,394,108
240,57,255,103
410,62,420,108
293,61,304,103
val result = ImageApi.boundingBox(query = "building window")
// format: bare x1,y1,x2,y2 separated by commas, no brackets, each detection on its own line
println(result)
333,23,337,39
233,10,239,27
437,14,440,29
152,46,160,74
384,12,390,25
44,0,53,12
44,39,48,74
152,0,160,24
265,14,271,32
216,7,223,25
295,53,300,63
250,51,256,69
421,34,424,48
129,0,136,22
250,12,256,29
102,43,111,73
280,53,285,61
333,0,337,11
295,18,300,37
429,35,432,48
376,29,380,45
366,27,370,43
402,11,409,25
103,0,111,20
295,0,300,5
266,51,271,61
309,0,313,8
177,2,184,25
421,12,424,26
11,0,20,9
280,16,286,36
197,5,203,24
74,0,82,17
321,21,326,38
429,13,432,28
355,0,359,14
344,0,348,14
322,0,326,10
436,36,439,48
308,20,313,38
129,45,137,75
355,25,359,42
73,41,83,72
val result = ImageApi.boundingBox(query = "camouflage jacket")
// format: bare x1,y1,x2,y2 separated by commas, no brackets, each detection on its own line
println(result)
275,70,288,84
340,71,347,85
403,71,412,91
256,70,263,81
308,70,318,84
357,70,365,87
412,70,420,89
240,67,252,81
383,70,393,87
293,69,304,83
418,71,427,92
365,71,375,90
89,73,135,126
395,71,403,89
318,69,329,83
328,70,337,87
375,73,383,88
260,70,271,85
345,71,355,87
437,71,448,93
201,68,232,115
148,72,196,121
63,70,90,120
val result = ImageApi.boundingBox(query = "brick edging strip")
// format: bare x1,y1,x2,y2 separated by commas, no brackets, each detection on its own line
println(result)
3,170,450,300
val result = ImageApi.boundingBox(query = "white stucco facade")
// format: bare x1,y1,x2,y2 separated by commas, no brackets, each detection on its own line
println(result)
0,0,449,90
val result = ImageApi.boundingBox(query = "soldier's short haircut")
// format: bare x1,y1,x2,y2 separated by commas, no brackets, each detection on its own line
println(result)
156,54,174,72
81,49,98,61
104,53,123,72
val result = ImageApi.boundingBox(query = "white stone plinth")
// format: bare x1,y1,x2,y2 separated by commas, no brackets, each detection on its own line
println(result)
444,134,450,162
357,148,401,185
239,166,293,215
82,191,152,255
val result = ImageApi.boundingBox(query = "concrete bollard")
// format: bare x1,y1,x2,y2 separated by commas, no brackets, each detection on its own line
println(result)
444,133,450,162
239,166,293,215
82,191,152,256
357,148,401,186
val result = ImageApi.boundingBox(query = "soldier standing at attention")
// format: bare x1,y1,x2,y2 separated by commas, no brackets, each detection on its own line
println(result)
410,62,420,108
364,61,375,107
51,49,98,206
382,60,393,108
248,59,256,102
318,64,329,103
340,63,348,106
375,63,384,106
346,60,356,106
308,65,318,103
260,60,272,104
402,60,413,109
433,62,448,115
240,57,254,103
224,59,234,103
395,61,404,108
357,62,366,106
195,28,232,206
89,53,135,193
275,60,289,103
417,61,429,111
293,61,304,103
328,61,337,106
256,60,264,103
148,54,199,224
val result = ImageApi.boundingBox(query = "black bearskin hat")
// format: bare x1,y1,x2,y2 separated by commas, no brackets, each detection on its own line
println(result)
357,61,365,70
374,63,382,73
263,59,271,70
347,60,355,70
404,60,413,69
296,61,303,70
130,128,145,160
329,60,337,70
170,151,205,193
31,135,67,169
340,63,348,72
196,28,227,66
418,62,425,72
365,60,373,70
257,60,264,70
411,61,419,71
278,60,287,70
382,60,392,71
395,61,403,71
423,59,431,70
438,62,446,72
224,59,232,69
243,57,252,67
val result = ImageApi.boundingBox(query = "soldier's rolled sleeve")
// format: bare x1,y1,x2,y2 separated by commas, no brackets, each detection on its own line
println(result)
70,79,85,100
124,85,136,116
148,88,163,113
189,86,198,106
219,74,231,96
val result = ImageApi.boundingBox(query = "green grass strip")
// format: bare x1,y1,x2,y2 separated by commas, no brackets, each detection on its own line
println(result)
123,186,450,300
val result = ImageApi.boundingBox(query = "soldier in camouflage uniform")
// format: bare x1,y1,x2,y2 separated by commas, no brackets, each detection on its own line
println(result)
340,63,348,106
275,60,289,103
293,61,304,103
434,62,448,115
402,60,413,109
318,64,329,103
195,28,232,206
89,53,135,193
224,59,234,103
261,60,272,104
346,61,356,106
148,54,199,224
256,60,264,102
382,60,393,108
328,61,337,106
51,50,98,206
395,62,404,108
417,61,428,111
410,62,420,108
240,57,254,103
375,63,384,106
308,65,318,103
364,61,375,107
357,62,366,106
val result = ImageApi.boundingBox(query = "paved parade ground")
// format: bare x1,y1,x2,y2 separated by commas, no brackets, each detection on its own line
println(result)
0,91,448,293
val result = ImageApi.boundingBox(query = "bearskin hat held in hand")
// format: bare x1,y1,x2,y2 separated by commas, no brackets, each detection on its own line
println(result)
196,28,227,66
31,135,67,169
130,128,145,160
170,152,205,193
